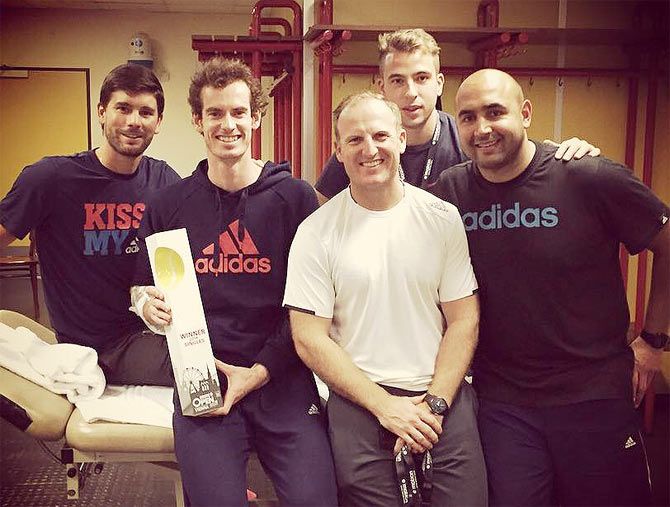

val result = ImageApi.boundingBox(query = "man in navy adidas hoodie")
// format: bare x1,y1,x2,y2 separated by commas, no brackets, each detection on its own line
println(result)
132,57,337,506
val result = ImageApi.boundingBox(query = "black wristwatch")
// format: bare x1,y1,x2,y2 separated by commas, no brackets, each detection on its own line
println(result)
640,330,669,349
424,393,449,416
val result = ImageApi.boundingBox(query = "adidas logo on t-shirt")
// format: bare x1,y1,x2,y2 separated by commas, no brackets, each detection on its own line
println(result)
461,202,559,232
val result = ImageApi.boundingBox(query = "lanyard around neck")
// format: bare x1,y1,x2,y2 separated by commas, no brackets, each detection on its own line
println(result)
422,114,442,182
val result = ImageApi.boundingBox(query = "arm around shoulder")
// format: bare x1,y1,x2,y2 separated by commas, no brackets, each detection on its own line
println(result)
548,137,601,160
314,154,350,199
296,178,319,218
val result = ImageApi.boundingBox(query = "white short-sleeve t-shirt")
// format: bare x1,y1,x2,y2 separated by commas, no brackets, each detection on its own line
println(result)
284,184,477,391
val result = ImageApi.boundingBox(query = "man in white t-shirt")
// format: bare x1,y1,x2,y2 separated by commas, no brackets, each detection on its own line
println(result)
283,91,486,506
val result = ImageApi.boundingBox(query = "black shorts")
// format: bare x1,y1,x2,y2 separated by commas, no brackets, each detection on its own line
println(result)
97,328,172,386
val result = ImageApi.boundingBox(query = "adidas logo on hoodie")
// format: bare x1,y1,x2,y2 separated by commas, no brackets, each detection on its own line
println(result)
195,220,272,275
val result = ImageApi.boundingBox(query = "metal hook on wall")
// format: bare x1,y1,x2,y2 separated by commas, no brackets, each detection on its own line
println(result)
586,76,592,87
529,76,534,87
557,76,564,87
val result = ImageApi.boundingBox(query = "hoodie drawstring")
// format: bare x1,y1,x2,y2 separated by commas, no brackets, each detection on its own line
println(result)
236,188,249,242
213,189,223,270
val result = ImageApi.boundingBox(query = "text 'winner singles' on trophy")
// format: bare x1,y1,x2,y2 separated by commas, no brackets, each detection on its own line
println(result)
146,228,223,416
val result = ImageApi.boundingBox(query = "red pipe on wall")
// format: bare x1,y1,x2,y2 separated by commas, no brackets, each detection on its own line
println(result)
283,80,291,162
272,83,282,160
321,52,333,168
292,50,302,177
619,77,639,289
635,67,658,336
251,51,263,159
314,0,334,175
319,0,333,24
250,0,302,39
477,0,499,28
248,1,300,159
637,57,659,434
476,0,500,68
243,0,302,171
259,17,292,37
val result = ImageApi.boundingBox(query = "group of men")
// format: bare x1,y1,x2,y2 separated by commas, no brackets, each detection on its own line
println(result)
1,27,667,507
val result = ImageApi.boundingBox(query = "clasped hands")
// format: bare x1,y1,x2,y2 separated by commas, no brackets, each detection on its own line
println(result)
376,394,443,455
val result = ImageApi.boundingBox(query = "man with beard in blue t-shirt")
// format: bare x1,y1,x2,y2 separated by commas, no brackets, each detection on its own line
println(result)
0,64,181,386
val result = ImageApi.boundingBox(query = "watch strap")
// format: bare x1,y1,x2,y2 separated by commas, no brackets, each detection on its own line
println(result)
640,330,669,349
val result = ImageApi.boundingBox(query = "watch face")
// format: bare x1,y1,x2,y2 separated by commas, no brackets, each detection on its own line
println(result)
426,394,447,415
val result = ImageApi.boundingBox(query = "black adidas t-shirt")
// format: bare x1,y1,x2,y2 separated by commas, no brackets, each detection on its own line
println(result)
315,111,466,198
434,142,669,406
0,150,181,349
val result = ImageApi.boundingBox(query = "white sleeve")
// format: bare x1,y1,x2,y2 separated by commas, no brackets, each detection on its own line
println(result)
438,207,479,303
282,223,335,318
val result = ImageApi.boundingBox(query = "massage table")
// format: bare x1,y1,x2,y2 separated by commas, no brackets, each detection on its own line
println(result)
0,309,184,505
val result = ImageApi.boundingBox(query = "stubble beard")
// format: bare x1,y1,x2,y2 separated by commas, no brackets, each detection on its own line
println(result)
104,124,153,158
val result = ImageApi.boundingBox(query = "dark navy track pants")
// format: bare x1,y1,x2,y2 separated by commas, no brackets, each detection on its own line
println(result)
173,367,338,507
478,398,652,507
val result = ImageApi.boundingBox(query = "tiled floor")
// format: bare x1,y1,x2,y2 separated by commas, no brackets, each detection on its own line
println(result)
0,417,278,507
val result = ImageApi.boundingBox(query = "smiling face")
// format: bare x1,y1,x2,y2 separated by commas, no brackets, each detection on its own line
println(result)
379,50,444,136
98,90,162,158
193,81,260,163
335,96,406,192
455,70,533,181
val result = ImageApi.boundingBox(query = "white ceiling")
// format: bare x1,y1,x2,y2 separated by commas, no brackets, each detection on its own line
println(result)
0,0,268,14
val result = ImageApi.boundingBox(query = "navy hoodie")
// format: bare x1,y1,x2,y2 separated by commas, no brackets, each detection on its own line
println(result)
136,160,318,379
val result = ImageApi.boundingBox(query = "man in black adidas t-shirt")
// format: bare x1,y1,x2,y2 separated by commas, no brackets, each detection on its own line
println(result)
0,64,181,385
435,68,669,507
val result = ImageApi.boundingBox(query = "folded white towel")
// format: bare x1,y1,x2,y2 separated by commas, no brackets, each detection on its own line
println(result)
76,385,174,429
0,322,105,403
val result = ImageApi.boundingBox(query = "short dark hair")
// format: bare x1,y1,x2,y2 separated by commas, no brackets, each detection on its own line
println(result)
99,64,165,116
188,57,268,118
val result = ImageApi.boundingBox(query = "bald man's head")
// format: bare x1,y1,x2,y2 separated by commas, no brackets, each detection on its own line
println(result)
454,69,535,182
457,69,525,108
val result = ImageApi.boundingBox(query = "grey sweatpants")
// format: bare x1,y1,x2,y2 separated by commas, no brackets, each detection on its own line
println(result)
327,380,488,507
